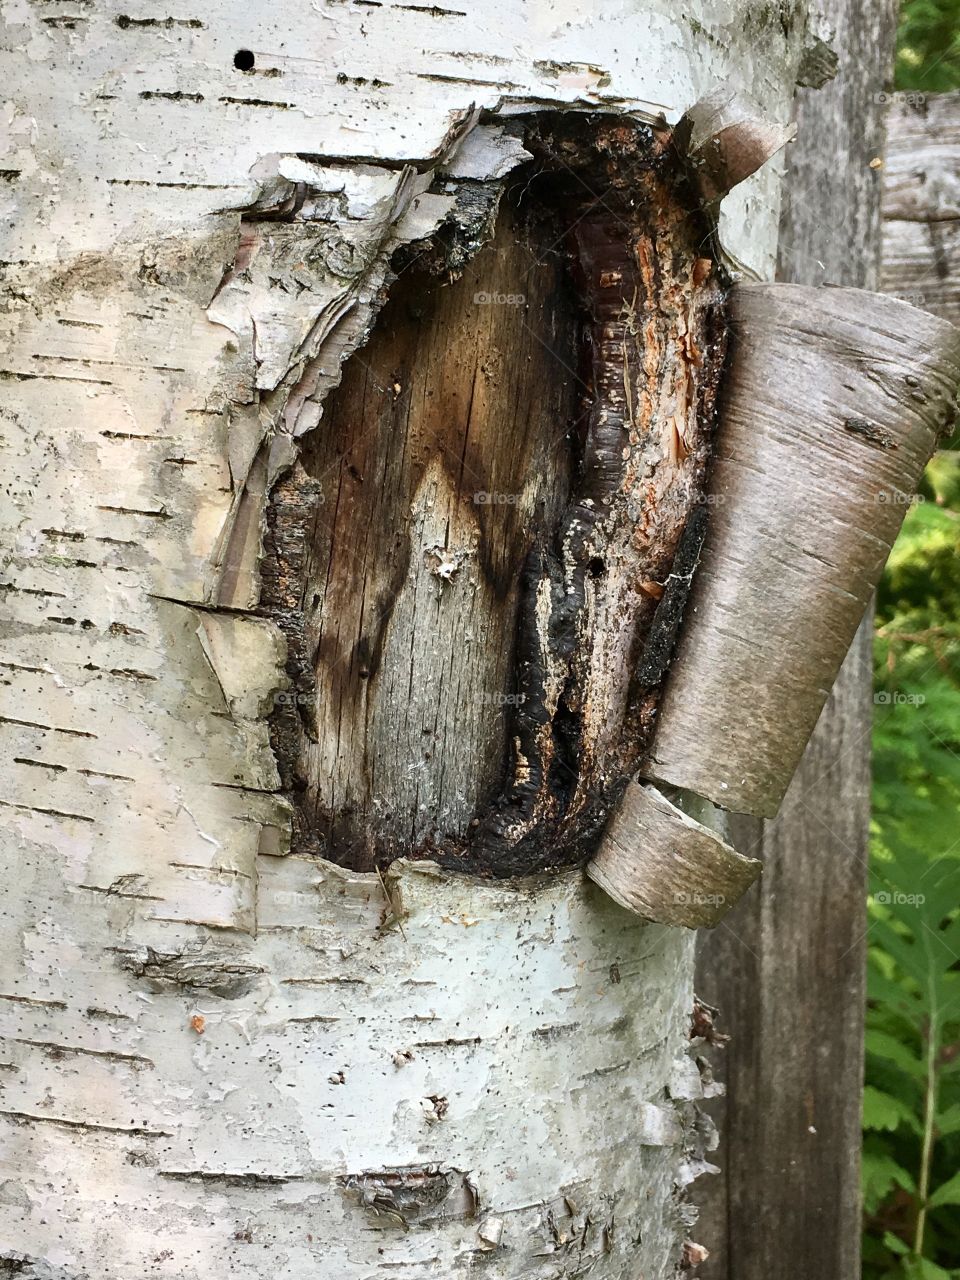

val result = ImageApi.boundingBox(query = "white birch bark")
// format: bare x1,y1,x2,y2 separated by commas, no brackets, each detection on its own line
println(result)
0,3,807,1275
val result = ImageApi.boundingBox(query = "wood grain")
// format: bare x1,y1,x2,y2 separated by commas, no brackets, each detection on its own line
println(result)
262,118,728,874
693,3,900,1276
882,92,960,328
261,200,577,867
883,93,960,222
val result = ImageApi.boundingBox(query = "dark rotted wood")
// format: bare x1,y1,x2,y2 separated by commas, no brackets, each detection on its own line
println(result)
469,119,726,874
693,4,900,1277
261,117,727,874
635,503,708,687
261,200,577,869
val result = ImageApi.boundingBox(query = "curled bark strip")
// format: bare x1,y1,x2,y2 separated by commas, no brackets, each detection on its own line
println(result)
587,782,760,927
675,88,796,204
642,283,960,818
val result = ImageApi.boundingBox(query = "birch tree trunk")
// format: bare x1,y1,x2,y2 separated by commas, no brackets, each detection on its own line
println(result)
0,4,810,1276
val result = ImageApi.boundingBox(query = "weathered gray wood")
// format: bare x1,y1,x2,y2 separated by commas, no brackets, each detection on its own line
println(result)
694,3,900,1276
694,641,875,1278
883,93,960,222
883,219,960,327
587,782,761,927
882,92,960,328
643,282,960,816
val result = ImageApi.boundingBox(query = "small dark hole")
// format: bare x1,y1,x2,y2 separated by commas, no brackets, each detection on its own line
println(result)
588,557,606,578
234,49,255,71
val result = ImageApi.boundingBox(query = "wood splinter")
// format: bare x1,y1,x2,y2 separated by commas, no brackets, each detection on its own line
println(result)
586,782,761,929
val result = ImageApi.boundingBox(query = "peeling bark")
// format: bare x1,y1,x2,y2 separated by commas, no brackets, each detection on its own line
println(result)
643,282,960,817
587,783,761,927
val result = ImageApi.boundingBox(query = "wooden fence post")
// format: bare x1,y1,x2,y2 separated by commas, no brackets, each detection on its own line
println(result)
693,4,900,1277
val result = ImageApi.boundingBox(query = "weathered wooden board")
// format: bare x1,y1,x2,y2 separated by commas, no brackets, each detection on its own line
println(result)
693,4,900,1276
883,93,960,222
882,92,960,328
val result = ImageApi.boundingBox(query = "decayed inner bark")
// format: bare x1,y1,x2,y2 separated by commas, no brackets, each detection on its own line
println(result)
261,116,727,874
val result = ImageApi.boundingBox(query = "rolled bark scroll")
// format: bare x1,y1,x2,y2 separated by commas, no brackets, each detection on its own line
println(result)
675,87,797,204
642,283,960,817
587,782,761,928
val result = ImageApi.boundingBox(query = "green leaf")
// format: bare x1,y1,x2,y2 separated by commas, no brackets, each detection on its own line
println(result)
866,1029,928,1082
863,1085,922,1133
935,1103,960,1138
870,919,935,991
929,1169,960,1209
862,1146,917,1214
868,965,920,1014
902,1256,954,1280
883,1231,910,1256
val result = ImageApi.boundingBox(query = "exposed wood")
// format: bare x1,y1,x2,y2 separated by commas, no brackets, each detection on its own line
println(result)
644,282,960,817
263,115,729,876
694,4,900,1276
260,198,578,867
882,92,960,328
587,782,761,928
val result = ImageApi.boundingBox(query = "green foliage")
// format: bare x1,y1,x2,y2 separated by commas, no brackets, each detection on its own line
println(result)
897,0,960,91
864,1085,924,1134
863,10,960,1274
865,441,960,1278
862,844,960,1273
